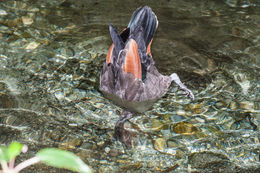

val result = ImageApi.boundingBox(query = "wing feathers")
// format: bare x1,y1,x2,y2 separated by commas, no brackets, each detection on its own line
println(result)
146,39,152,56
109,24,124,56
122,39,142,79
106,43,114,64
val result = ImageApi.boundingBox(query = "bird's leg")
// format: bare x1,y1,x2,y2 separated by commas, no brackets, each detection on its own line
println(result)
114,110,133,145
170,73,195,100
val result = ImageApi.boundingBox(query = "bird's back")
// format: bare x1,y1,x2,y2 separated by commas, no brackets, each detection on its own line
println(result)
100,6,172,113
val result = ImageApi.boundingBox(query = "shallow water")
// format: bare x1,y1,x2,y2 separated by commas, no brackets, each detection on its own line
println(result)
0,0,259,172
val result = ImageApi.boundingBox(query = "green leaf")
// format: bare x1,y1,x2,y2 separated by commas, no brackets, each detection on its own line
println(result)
36,148,92,173
0,146,9,162
8,142,24,160
0,142,24,162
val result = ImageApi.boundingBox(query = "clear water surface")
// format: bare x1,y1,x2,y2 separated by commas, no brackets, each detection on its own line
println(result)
0,0,259,172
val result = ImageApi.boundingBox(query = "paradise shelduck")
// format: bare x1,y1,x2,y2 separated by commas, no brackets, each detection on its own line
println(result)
100,6,194,146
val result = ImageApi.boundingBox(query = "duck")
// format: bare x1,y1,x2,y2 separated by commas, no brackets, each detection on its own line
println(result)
100,6,194,146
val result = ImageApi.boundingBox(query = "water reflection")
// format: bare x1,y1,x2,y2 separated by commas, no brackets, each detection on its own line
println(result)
0,0,259,172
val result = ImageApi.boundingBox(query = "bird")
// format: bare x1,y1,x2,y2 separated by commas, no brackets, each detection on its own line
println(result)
100,6,194,146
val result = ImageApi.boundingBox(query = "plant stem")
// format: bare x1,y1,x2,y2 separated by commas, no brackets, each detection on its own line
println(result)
14,157,40,172
1,161,8,172
8,158,15,169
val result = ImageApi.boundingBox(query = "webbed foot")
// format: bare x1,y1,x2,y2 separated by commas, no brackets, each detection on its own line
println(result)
114,111,134,147
170,73,195,100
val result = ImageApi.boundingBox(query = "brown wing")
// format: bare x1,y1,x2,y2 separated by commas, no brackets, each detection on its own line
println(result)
106,43,114,64
106,27,130,64
146,39,152,57
122,39,141,79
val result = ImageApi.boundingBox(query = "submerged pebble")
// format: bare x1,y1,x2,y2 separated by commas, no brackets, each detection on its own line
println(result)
0,9,7,16
22,16,34,25
188,152,230,169
25,41,40,50
152,119,165,131
154,138,167,150
239,101,255,110
0,92,18,108
172,122,199,135
228,101,237,110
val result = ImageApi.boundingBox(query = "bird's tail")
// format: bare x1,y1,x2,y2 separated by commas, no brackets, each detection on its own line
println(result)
127,6,158,50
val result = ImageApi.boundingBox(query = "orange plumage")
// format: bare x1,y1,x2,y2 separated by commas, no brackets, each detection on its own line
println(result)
122,39,141,79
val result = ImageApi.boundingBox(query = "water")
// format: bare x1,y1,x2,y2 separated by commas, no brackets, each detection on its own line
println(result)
0,0,259,172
